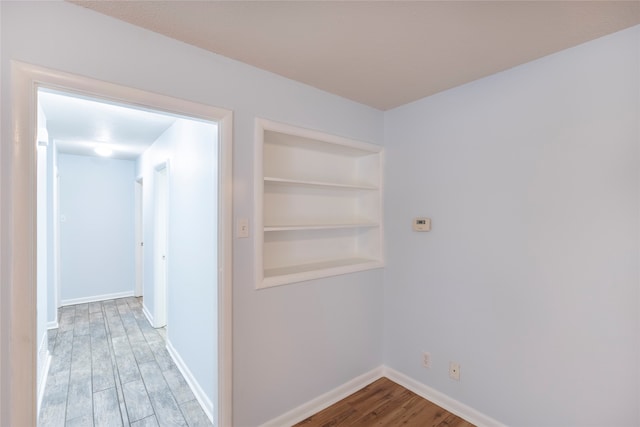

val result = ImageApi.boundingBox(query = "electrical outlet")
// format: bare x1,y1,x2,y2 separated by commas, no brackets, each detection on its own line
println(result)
449,361,460,381
422,352,431,368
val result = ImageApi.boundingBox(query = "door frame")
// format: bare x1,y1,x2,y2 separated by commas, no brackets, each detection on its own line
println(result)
134,177,144,298
1,61,234,427
54,168,61,319
153,161,169,328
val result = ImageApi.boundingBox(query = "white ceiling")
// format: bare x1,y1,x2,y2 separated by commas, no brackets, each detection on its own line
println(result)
70,0,640,111
38,89,177,160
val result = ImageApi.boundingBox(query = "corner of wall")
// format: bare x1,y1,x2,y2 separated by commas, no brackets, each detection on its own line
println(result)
165,339,214,423
142,302,154,327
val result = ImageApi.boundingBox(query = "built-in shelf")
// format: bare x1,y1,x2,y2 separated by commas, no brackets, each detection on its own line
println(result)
264,223,379,232
264,176,378,191
263,258,384,288
255,118,384,289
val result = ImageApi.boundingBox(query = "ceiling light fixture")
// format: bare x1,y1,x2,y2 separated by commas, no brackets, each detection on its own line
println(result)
94,146,113,157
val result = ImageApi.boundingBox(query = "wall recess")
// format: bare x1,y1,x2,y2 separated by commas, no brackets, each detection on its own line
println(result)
254,118,384,289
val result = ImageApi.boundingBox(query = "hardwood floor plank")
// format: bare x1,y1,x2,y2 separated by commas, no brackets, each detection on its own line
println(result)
49,331,73,376
65,335,93,421
162,365,196,404
392,394,450,426
179,399,213,427
39,297,211,427
38,379,68,427
296,396,357,426
438,414,475,427
121,312,146,342
104,307,127,339
138,361,187,427
122,380,155,422
91,336,116,392
65,414,93,427
349,388,415,426
148,341,175,372
48,328,58,353
94,387,124,427
293,377,475,427
130,415,160,427
112,335,142,384
89,311,107,339
58,306,76,333
73,304,90,337
89,301,103,314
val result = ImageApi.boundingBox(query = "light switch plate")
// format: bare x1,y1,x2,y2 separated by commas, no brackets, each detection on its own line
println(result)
237,218,249,238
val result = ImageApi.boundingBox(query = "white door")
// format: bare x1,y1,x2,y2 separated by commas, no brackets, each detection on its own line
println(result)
153,165,168,328
135,178,144,297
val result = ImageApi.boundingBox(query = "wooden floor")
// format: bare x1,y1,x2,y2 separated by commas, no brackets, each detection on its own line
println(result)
38,297,212,427
294,377,475,427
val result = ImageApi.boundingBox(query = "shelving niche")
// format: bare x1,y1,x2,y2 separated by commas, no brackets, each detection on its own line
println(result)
255,119,384,289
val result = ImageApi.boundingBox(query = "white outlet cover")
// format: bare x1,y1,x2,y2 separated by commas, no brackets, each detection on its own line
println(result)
422,352,431,368
449,361,460,380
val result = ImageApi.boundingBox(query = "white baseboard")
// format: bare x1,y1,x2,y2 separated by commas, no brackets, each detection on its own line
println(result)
142,303,154,326
47,320,59,330
259,365,505,427
383,366,507,427
61,290,134,306
259,366,385,427
166,339,214,423
37,329,52,416
37,351,52,415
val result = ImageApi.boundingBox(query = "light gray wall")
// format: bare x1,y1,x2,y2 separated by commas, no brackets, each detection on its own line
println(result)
383,26,639,426
0,2,384,425
136,118,219,409
58,154,136,302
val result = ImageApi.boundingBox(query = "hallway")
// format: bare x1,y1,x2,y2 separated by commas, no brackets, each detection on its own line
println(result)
38,297,212,427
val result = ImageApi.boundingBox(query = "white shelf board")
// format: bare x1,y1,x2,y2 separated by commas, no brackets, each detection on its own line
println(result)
264,176,377,191
261,258,384,288
262,123,382,157
264,223,379,232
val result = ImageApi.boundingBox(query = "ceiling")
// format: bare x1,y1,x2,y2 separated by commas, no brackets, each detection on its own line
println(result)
70,0,640,111
38,89,177,160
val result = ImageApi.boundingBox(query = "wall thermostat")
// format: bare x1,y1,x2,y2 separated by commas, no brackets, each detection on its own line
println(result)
413,217,431,232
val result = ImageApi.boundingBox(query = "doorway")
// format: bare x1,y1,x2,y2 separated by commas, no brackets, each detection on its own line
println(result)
6,62,233,427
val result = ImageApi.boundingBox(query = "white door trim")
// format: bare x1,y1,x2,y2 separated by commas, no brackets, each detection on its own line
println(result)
1,61,234,427
134,177,144,298
54,168,61,319
153,161,169,328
